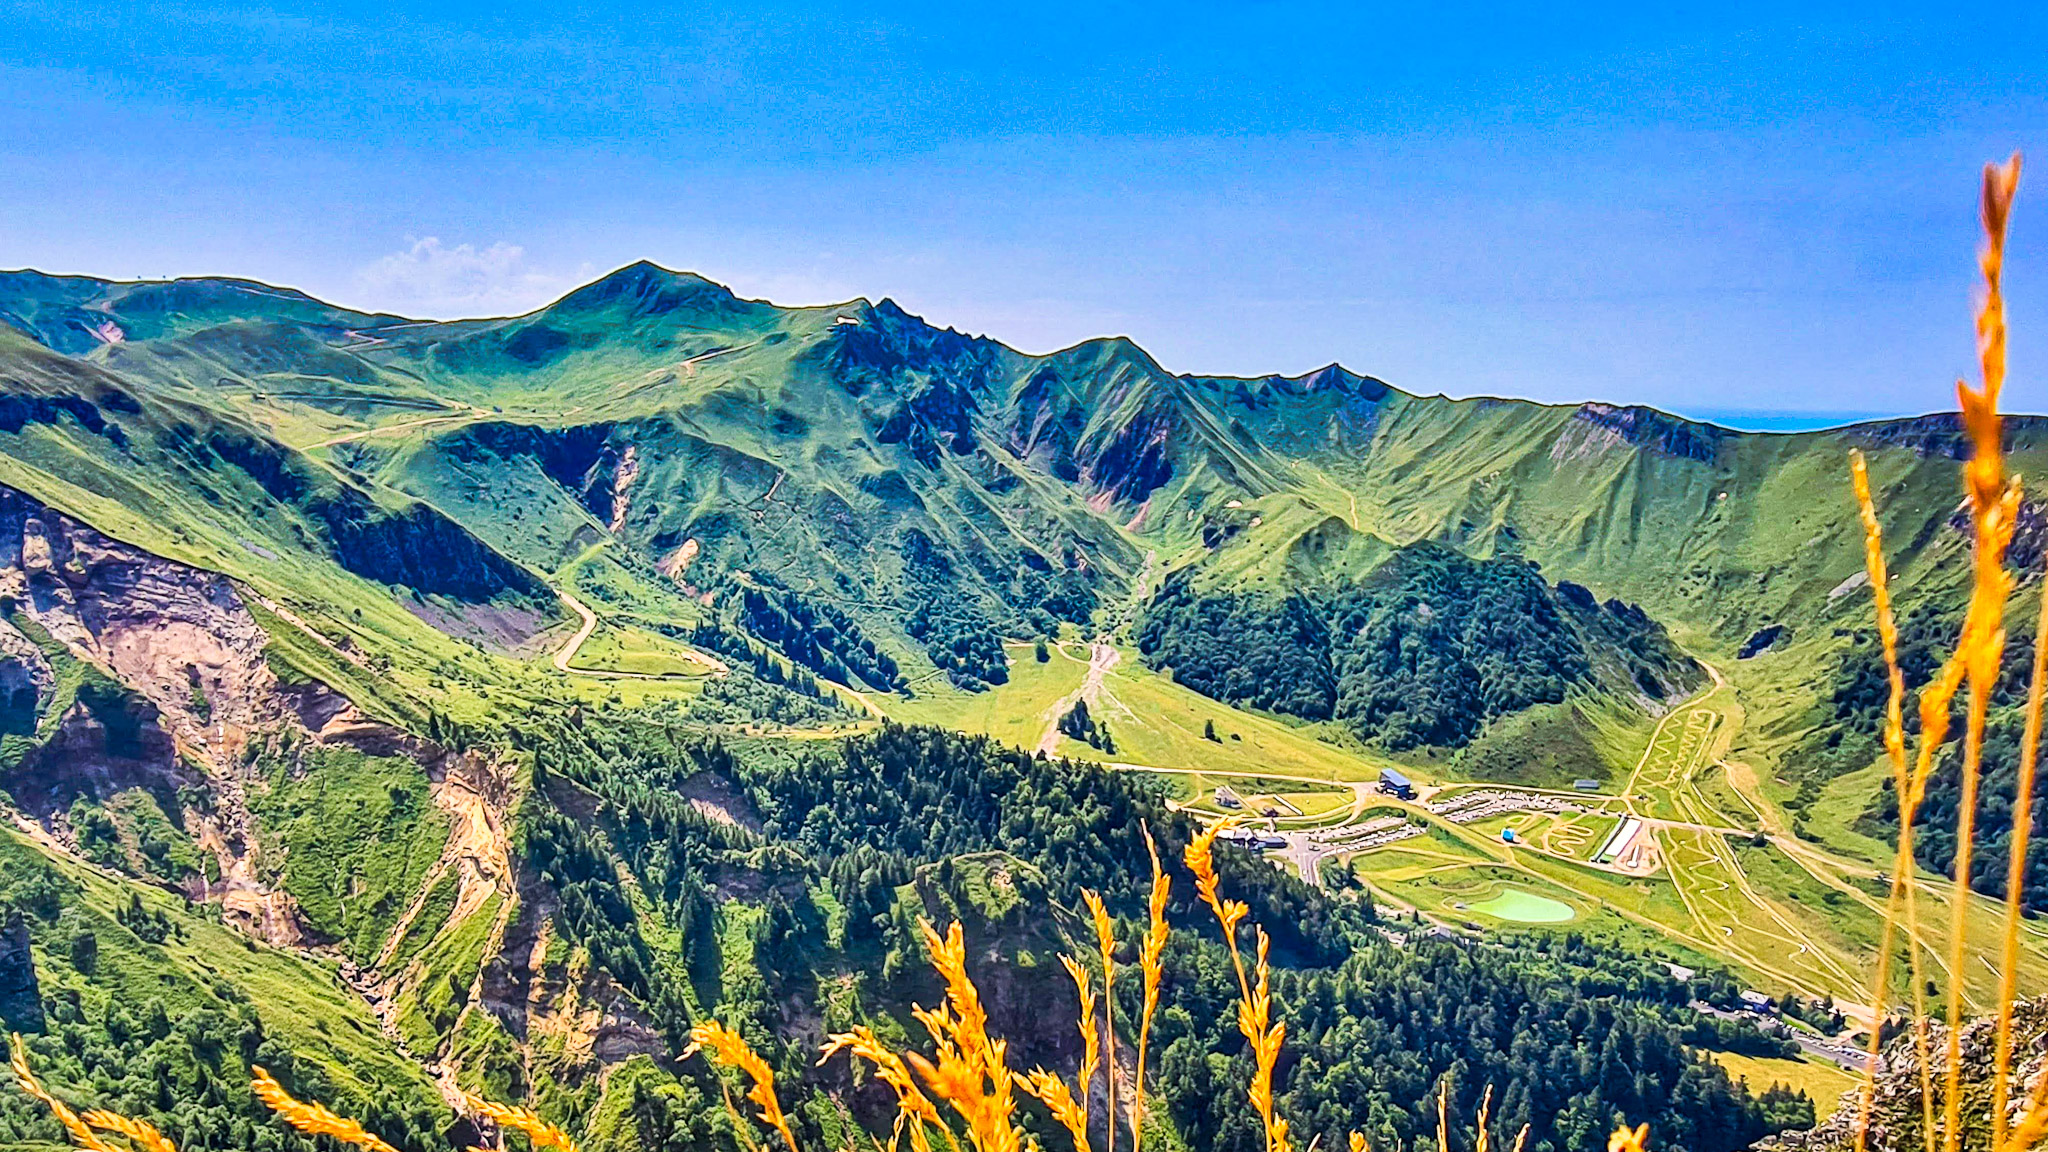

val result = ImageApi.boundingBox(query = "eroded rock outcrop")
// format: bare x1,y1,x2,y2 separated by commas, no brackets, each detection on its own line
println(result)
1758,999,2048,1152
0,909,43,1034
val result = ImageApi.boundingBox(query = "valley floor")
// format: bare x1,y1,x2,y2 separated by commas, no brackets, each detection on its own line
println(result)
890,638,2048,1037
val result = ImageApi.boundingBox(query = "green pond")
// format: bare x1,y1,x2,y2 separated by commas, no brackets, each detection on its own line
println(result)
1469,887,1576,923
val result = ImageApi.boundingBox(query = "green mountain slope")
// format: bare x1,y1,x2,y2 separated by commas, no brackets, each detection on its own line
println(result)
2,260,2026,782
0,261,2028,1152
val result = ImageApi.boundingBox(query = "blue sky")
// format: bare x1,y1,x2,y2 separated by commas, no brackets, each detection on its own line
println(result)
4,2,2046,424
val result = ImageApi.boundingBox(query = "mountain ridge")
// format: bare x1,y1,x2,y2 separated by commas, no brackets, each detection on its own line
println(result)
9,261,2018,438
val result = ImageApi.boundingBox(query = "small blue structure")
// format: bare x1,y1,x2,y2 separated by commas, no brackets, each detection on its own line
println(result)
1501,827,1517,843
1379,767,1416,800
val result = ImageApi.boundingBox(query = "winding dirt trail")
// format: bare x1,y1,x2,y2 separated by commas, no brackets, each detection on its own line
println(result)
552,592,600,672
310,410,483,449
549,589,727,678
1036,641,1121,755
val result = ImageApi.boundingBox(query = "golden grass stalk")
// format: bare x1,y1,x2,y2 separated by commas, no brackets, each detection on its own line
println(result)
9,1033,120,1152
1016,1068,1092,1152
1474,1086,1493,1152
1349,1134,1368,1152
250,1066,403,1152
1184,818,1251,999
1237,929,1291,1152
1129,825,1171,1152
80,1111,178,1152
1851,151,2039,1152
1057,952,1102,1143
1608,1123,1648,1152
1189,820,1292,1152
1435,1081,1449,1152
902,919,1023,1152
824,921,1020,1152
687,1020,802,1152
1082,889,1119,1152
820,1027,945,1152
1511,1125,1529,1152
1996,571,2048,1152
1849,450,1941,1152
459,1093,579,1152
1940,151,2024,1152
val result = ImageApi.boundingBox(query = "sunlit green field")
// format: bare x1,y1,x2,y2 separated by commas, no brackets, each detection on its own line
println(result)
891,641,1402,782
567,622,721,678
1710,1051,1860,1109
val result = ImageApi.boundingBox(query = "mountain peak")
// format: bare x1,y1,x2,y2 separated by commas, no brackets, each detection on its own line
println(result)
549,261,756,320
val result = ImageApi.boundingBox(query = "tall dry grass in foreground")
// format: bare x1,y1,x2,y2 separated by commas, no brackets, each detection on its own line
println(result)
1849,152,2048,1152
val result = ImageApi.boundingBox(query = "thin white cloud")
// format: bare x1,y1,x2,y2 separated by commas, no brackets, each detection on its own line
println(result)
352,237,580,318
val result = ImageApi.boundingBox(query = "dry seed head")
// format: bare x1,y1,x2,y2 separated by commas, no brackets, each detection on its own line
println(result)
919,919,997,1072
901,1038,1021,1152
1608,1124,1648,1152
1082,890,1119,1152
1130,825,1172,1152
1965,154,2022,479
1238,930,1290,1152
1848,452,1907,779
1436,1082,1450,1152
820,1027,943,1152
1852,465,1950,1148
82,1111,179,1152
1183,820,1249,944
686,1021,801,1152
1935,152,2025,1152
1016,1069,1091,1152
250,1066,403,1152
460,1093,579,1152
9,1034,120,1152
902,921,1022,1152
1060,954,1100,1134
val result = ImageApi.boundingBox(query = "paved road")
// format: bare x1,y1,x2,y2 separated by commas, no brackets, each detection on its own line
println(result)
549,589,729,678
553,591,601,672
1690,1000,1871,1073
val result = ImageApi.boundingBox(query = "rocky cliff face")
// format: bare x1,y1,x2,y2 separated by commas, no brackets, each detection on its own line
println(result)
0,484,432,938
0,909,43,1035
1759,1000,2048,1152
0,484,595,1094
0,484,355,768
